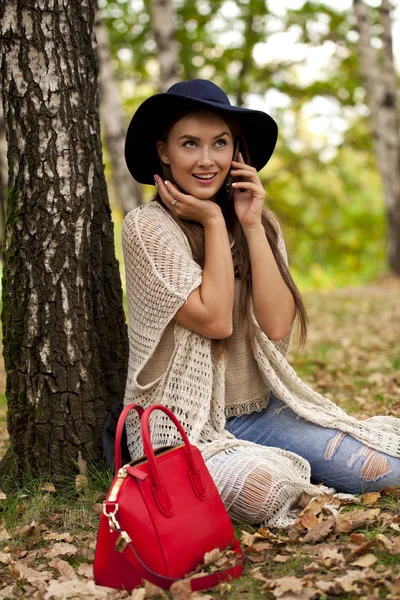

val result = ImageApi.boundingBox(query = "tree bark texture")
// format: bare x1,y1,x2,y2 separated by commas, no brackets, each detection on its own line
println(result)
0,94,7,259
0,0,129,480
150,0,179,92
95,12,142,214
353,0,400,275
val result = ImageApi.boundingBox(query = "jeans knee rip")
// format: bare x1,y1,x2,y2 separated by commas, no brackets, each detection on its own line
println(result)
324,432,346,461
324,433,393,482
272,402,289,416
347,446,393,482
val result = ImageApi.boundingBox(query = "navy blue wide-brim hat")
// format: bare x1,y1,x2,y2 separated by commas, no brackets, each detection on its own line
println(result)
125,79,278,185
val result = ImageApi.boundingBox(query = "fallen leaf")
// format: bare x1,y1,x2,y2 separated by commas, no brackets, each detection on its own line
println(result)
363,491,381,506
317,546,344,566
299,514,318,530
75,474,89,491
43,532,74,543
350,533,367,544
143,580,168,598
0,586,16,600
241,530,265,547
203,548,223,566
77,451,88,477
10,561,52,584
170,579,192,600
41,482,56,493
44,578,112,599
77,563,93,578
273,555,290,563
45,543,78,558
49,558,76,580
272,576,303,597
130,589,146,600
351,553,378,568
300,494,333,517
334,570,362,593
334,511,354,533
303,516,335,542
0,552,11,564
0,490,6,501
0,526,11,541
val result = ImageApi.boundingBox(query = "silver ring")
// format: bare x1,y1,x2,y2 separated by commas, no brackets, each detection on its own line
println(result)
171,198,178,205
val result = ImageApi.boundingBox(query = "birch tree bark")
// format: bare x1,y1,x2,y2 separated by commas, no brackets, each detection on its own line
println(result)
0,0,129,481
353,0,400,275
95,12,142,214
0,95,6,258
150,0,179,92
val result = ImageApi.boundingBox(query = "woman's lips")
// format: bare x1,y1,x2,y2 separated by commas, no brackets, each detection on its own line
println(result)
192,173,218,184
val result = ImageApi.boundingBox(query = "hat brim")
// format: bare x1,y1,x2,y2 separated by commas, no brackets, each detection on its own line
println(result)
125,93,278,185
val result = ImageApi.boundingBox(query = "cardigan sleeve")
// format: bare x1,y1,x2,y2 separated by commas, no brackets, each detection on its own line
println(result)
122,202,202,391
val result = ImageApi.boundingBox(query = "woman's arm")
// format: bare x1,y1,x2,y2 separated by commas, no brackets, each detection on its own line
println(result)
243,222,295,340
174,214,235,339
230,153,295,340
156,177,235,339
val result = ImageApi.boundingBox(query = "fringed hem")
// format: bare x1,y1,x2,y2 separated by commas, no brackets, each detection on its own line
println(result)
225,392,271,418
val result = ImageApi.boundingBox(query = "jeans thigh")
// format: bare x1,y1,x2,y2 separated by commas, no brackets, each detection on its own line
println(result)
225,394,400,494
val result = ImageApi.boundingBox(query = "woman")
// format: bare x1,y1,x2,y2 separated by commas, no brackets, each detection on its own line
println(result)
121,79,400,527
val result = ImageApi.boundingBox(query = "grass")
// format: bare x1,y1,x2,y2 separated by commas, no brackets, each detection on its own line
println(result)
0,277,400,598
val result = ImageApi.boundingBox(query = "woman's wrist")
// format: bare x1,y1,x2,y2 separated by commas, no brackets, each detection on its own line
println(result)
242,220,264,238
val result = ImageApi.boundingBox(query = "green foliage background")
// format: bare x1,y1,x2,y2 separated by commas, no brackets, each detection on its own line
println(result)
100,0,391,291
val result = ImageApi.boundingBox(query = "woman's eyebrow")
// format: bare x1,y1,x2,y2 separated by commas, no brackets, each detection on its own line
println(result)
178,131,230,141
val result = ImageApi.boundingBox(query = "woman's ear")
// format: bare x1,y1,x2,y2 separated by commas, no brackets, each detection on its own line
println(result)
156,141,169,165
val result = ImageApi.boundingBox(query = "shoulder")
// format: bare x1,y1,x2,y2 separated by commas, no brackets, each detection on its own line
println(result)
122,201,192,254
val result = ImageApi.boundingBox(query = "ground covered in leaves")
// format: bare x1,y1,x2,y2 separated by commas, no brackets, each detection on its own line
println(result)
0,276,399,599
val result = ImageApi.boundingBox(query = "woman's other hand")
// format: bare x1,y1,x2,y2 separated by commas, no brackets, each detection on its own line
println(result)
154,175,222,228
231,152,266,230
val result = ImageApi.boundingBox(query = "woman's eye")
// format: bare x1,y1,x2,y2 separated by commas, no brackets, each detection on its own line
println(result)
183,140,196,148
215,139,227,147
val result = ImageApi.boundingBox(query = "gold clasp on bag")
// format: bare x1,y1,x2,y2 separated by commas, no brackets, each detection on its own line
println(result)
102,503,132,553
103,502,120,530
114,531,132,553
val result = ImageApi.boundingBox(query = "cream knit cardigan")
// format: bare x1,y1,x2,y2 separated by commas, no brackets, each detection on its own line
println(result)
122,201,400,527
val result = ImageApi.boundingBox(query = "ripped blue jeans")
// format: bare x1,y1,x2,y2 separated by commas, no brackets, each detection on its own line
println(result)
225,393,400,493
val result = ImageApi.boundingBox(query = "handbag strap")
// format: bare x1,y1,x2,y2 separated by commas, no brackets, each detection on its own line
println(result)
115,404,144,472
141,405,207,511
123,534,243,591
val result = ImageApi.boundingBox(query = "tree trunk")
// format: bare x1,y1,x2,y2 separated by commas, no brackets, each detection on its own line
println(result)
0,0,129,482
353,0,400,275
95,11,142,214
150,0,179,92
0,94,6,259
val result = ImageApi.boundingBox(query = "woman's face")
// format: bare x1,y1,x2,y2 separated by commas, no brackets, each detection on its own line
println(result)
157,111,234,201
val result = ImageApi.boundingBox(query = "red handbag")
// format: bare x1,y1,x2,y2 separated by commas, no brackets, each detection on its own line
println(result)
94,403,243,591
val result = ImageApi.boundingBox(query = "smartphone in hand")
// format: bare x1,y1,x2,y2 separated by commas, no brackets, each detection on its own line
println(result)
225,140,240,201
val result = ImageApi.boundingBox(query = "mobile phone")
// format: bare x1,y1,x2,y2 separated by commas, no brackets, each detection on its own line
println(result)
225,141,240,201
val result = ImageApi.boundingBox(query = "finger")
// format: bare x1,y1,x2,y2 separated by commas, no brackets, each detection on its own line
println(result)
237,151,246,164
164,180,192,203
230,168,258,179
232,181,260,192
232,160,256,172
157,178,179,208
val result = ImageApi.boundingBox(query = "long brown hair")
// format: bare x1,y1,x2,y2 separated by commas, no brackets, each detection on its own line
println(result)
154,108,308,353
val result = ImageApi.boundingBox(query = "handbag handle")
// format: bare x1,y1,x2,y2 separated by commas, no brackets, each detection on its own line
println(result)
115,404,144,473
124,535,243,591
141,404,207,515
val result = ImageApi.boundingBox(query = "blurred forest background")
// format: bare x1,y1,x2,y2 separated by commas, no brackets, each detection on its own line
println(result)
92,0,400,292
1,0,399,293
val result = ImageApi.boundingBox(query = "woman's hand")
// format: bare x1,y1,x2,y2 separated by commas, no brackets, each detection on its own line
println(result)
231,152,266,230
154,175,222,228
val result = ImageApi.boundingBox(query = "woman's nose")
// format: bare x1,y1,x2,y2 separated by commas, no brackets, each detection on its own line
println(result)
198,147,214,166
